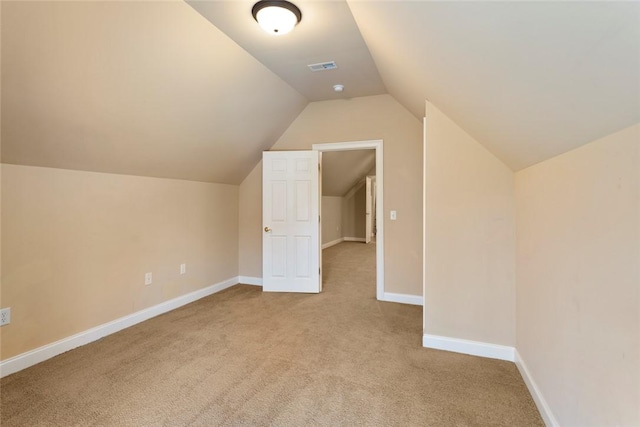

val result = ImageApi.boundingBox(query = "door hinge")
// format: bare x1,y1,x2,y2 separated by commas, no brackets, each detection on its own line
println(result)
319,268,321,275
319,215,321,223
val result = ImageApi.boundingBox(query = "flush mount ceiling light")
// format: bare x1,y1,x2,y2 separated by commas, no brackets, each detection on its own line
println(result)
252,0,302,36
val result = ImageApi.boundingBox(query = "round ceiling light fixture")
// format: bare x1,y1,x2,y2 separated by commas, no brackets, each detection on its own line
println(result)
252,1,302,36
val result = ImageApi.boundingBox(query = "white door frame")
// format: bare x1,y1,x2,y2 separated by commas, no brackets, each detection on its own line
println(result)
312,140,384,301
365,176,373,244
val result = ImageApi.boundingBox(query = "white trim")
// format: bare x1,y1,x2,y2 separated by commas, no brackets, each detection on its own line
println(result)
343,237,366,243
313,140,384,301
515,350,559,427
380,292,423,306
312,140,380,152
422,117,428,329
0,276,239,378
422,334,515,361
322,238,344,249
238,276,263,286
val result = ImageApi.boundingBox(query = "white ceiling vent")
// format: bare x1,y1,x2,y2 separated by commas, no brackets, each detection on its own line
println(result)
308,61,338,72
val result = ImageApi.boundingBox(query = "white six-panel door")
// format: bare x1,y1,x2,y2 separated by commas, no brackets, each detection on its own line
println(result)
262,151,321,293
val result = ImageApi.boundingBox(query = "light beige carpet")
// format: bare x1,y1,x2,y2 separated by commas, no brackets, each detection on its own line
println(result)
1,242,543,426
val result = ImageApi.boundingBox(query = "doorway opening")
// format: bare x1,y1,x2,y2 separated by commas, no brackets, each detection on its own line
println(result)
313,140,384,300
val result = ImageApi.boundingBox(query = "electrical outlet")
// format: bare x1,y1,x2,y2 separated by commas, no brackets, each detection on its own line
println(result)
145,272,152,285
180,263,186,275
390,210,397,220
0,308,11,326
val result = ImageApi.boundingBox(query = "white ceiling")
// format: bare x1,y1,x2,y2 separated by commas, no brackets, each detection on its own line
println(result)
2,1,638,183
186,0,386,101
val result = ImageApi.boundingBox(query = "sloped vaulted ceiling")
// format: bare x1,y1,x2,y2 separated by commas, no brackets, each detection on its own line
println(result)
1,1,307,184
348,1,640,170
2,1,638,181
186,0,386,101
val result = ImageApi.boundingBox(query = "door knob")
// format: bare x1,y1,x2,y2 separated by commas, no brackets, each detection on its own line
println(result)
264,227,272,232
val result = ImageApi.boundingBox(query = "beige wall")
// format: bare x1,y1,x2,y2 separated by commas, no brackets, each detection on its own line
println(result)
0,165,3,349
342,184,366,239
1,164,239,360
1,3,3,332
424,101,516,346
321,196,342,245
239,94,423,296
515,124,640,426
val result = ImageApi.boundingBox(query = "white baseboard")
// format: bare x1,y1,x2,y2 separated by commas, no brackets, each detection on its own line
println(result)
515,350,559,427
322,238,344,249
238,276,263,286
0,276,240,378
380,292,423,306
343,237,366,242
422,334,515,362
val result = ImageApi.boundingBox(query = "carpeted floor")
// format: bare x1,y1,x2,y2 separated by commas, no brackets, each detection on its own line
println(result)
0,242,543,426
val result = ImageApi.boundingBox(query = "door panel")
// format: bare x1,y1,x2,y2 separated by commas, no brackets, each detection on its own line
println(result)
263,151,320,293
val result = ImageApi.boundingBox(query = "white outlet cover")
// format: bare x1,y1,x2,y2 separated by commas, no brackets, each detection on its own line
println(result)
145,272,152,285
0,307,11,326
180,263,186,274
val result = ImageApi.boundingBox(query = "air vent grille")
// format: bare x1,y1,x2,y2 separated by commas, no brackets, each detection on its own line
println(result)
308,61,338,72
